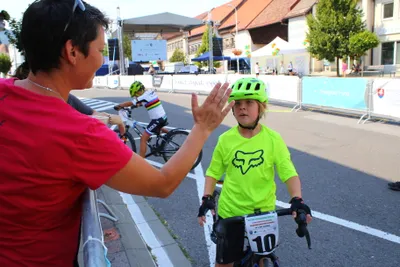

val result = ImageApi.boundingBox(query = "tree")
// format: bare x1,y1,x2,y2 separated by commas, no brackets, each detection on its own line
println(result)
0,53,12,76
4,17,23,55
169,48,186,63
123,34,131,61
102,43,109,57
194,25,221,69
349,30,380,58
306,0,366,76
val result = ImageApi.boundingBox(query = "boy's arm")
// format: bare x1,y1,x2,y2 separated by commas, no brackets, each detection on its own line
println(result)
114,101,135,110
203,176,217,196
119,101,134,108
285,176,302,198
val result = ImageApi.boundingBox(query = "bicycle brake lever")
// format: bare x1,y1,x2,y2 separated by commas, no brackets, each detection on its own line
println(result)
305,228,312,249
295,211,312,249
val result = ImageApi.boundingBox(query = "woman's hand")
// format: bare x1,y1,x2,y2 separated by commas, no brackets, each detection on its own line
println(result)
109,114,126,135
191,82,234,135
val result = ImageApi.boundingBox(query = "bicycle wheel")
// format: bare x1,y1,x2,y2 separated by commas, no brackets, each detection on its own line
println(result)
161,129,203,170
116,130,137,153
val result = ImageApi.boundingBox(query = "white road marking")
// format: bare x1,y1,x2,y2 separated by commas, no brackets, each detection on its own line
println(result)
275,200,400,245
194,164,216,267
119,193,173,267
95,105,116,112
202,182,400,247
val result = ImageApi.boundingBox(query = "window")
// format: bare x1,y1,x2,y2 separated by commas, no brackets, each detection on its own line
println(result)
381,41,400,65
382,42,394,64
383,2,394,19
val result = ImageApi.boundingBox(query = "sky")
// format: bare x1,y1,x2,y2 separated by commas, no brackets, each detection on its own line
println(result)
4,0,231,21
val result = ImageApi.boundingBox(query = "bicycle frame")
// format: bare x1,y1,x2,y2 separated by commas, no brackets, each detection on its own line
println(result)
211,185,311,267
117,108,175,158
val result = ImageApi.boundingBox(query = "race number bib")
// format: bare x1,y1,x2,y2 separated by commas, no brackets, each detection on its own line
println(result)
244,212,279,255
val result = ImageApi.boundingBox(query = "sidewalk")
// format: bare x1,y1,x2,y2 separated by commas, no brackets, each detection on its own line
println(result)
78,186,192,267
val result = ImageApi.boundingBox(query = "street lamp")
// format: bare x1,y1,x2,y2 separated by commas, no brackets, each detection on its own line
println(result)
228,4,239,74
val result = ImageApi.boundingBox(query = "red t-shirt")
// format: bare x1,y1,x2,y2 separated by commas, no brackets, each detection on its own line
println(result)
0,78,133,266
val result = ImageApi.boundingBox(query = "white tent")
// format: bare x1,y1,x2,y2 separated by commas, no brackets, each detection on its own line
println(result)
252,37,290,57
252,36,307,57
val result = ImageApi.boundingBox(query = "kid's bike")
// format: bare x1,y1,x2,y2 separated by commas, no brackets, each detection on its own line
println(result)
115,107,203,170
207,182,311,267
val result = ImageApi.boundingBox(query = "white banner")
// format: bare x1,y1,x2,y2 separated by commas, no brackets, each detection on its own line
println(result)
172,74,228,93
119,75,135,89
92,76,107,87
107,75,120,89
155,75,173,90
372,79,400,119
134,75,153,89
259,75,299,103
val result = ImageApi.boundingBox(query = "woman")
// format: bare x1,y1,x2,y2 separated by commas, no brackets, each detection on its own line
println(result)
0,1,234,267
13,61,126,134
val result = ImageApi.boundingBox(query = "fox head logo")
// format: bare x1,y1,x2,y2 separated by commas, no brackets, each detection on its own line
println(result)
232,150,264,175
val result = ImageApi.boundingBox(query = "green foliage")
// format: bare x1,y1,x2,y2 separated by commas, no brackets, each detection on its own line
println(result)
349,30,380,58
0,53,12,75
306,0,366,76
194,25,222,69
102,43,109,57
0,10,10,21
4,17,24,55
123,34,131,60
169,48,186,63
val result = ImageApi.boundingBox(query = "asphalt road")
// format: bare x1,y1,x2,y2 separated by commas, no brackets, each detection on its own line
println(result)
73,89,400,267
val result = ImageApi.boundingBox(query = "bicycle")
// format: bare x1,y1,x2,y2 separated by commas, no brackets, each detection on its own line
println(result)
207,181,311,267
115,106,203,170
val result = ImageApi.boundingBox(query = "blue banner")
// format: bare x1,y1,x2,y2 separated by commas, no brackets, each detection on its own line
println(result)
302,77,368,111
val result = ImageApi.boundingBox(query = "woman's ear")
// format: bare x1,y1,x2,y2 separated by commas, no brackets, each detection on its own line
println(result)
63,40,77,65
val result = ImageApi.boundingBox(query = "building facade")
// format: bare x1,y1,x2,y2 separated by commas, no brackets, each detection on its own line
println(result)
164,0,400,72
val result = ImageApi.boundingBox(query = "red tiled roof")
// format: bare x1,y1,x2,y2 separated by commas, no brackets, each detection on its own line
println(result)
189,0,243,37
284,0,317,20
219,0,274,31
246,0,299,29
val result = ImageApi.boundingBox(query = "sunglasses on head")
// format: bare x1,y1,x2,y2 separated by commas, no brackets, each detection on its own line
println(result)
63,0,86,32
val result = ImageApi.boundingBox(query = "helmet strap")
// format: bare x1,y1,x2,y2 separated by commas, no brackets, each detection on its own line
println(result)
238,117,260,130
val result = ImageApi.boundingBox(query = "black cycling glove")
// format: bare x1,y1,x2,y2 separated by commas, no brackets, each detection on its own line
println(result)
290,197,311,214
197,194,216,217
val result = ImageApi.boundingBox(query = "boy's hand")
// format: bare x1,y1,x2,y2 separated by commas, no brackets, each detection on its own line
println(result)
191,82,234,135
289,197,312,224
197,194,216,227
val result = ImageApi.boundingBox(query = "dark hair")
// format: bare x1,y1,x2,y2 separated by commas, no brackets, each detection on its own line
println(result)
13,61,30,79
21,0,109,74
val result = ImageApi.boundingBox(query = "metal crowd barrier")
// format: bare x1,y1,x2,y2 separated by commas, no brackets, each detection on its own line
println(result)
94,74,400,125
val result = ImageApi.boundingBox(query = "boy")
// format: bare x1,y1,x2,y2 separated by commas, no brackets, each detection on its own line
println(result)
197,78,312,267
114,81,168,158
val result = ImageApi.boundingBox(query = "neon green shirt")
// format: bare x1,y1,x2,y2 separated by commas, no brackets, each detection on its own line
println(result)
206,125,298,219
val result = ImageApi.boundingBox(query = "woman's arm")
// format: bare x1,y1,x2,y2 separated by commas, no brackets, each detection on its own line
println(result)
67,94,94,115
106,83,234,197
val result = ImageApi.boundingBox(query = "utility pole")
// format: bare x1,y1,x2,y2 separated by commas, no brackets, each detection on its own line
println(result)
116,7,125,75
207,11,213,74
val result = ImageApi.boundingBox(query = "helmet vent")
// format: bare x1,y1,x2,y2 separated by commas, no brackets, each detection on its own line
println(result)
237,82,243,90
254,83,261,91
246,83,252,90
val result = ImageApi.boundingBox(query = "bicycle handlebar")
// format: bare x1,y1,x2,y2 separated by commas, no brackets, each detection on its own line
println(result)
206,206,311,249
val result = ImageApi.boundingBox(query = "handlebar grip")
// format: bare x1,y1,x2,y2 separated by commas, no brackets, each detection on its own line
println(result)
294,209,312,249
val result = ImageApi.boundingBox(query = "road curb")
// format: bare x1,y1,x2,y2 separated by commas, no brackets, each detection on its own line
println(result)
100,186,192,267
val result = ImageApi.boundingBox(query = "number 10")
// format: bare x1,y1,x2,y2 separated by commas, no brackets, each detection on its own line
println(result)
252,234,276,253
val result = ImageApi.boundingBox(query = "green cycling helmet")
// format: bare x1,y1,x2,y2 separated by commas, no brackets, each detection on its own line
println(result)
228,77,268,103
129,81,145,97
